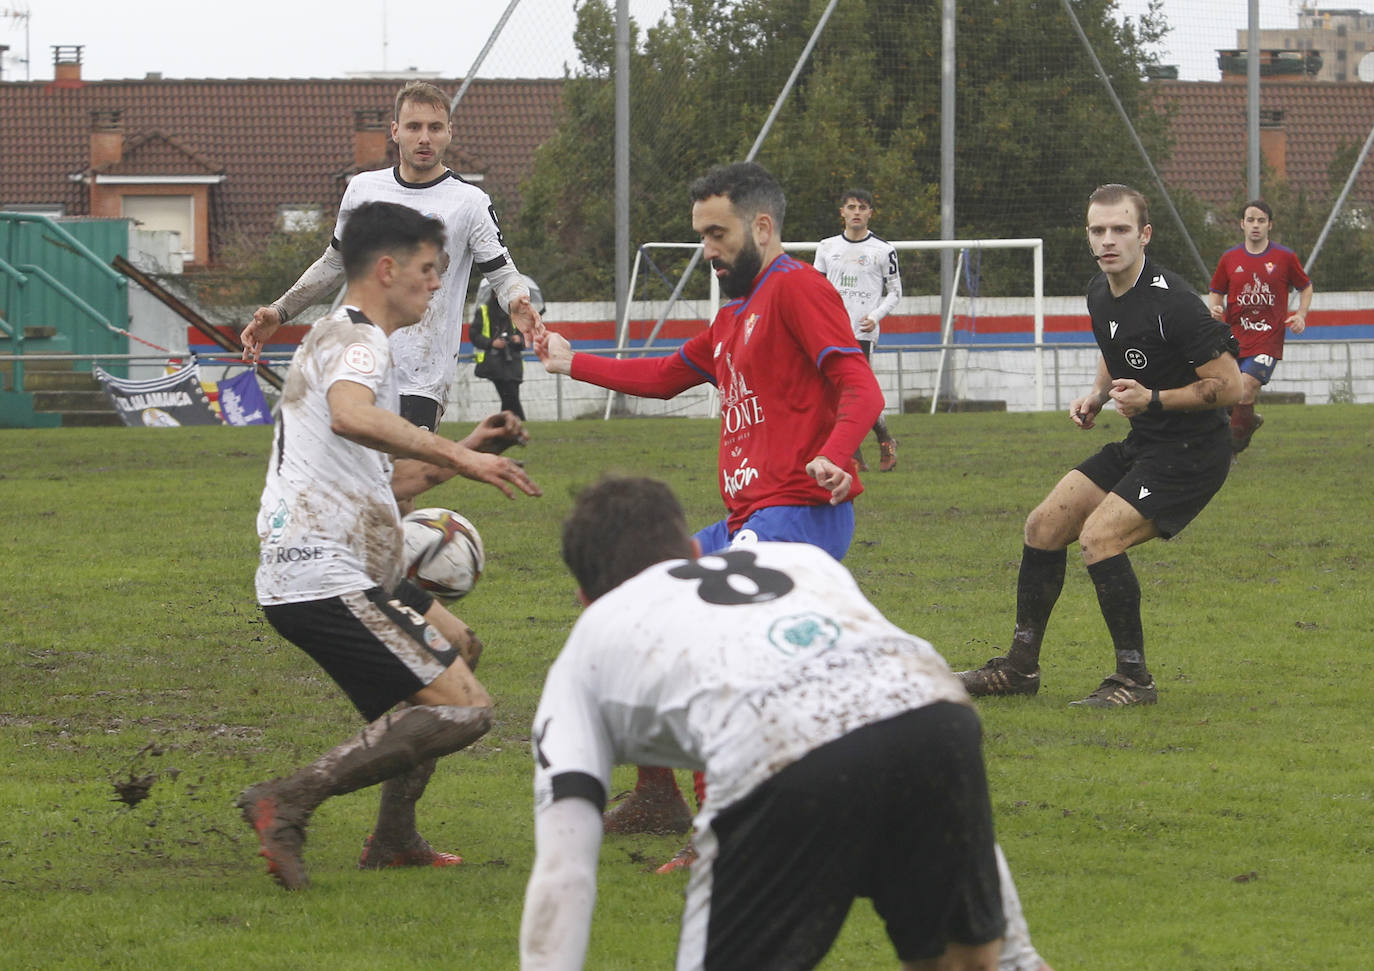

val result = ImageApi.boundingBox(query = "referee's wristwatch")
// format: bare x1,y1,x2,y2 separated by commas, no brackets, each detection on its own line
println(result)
1147,387,1163,413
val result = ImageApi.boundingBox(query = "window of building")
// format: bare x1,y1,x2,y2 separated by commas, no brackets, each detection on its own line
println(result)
121,195,194,261
278,204,322,232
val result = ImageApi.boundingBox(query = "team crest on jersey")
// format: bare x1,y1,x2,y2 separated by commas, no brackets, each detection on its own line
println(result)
268,499,290,542
767,612,840,657
1264,261,1275,274
1109,320,1119,338
743,313,759,344
1125,348,1148,369
344,342,378,374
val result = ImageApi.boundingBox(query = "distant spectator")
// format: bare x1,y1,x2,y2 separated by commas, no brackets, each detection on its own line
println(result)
471,275,543,421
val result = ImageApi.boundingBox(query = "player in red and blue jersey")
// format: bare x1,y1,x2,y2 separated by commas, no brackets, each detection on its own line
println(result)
1207,200,1313,453
535,161,884,842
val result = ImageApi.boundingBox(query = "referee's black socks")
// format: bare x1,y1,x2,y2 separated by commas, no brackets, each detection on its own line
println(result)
1087,552,1149,683
1007,545,1067,673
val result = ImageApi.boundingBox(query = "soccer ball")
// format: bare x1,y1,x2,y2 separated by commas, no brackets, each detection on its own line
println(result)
402,508,485,601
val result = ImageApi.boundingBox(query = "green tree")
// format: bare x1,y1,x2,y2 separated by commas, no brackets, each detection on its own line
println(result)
512,0,1177,300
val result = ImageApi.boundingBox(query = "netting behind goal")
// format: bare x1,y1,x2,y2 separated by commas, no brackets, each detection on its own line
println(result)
561,237,1075,420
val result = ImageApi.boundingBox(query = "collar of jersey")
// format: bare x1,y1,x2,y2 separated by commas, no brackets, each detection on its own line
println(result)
728,254,797,315
840,232,874,244
392,166,457,190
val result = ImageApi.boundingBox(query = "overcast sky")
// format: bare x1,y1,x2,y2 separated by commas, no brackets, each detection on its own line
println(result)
0,0,1319,84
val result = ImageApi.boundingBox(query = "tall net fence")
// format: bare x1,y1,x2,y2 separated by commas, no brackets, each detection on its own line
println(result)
475,0,1374,305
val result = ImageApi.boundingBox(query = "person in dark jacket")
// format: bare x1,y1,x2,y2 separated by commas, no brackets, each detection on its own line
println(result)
471,275,543,420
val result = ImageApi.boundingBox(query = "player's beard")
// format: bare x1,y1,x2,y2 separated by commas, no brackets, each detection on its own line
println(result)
715,237,763,299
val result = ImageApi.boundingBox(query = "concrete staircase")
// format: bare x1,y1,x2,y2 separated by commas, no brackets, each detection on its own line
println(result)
0,330,122,427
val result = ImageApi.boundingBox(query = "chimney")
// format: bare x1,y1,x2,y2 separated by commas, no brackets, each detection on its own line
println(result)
89,109,124,170
1260,109,1287,182
354,109,391,169
53,45,84,85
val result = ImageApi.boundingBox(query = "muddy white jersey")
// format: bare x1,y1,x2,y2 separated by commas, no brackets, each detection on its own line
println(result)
256,306,404,605
531,542,970,817
333,167,515,404
813,232,902,342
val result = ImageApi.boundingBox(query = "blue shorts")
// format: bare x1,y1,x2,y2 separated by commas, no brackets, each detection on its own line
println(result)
694,502,855,561
1239,354,1277,385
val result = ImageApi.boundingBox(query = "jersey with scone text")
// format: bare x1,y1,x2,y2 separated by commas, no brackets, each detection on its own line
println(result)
1208,243,1310,360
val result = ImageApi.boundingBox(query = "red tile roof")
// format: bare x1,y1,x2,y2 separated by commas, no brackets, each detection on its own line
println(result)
92,131,224,176
1149,80,1374,210
0,76,563,258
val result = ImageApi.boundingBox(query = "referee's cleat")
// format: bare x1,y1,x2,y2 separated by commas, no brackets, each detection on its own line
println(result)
956,655,1041,697
1069,673,1157,708
236,781,311,890
359,833,463,869
879,439,898,472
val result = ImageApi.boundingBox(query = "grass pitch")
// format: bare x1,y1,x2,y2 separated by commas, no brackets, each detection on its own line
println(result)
1,404,1371,969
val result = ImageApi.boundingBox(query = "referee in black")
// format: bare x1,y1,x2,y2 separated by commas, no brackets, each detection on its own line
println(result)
959,183,1241,707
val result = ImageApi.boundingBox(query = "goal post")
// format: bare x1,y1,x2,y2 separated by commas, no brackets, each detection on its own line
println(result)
612,237,1046,416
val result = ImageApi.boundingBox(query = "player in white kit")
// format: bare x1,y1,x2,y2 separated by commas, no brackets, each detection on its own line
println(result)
814,188,902,471
241,81,542,430
520,477,1050,971
237,201,540,891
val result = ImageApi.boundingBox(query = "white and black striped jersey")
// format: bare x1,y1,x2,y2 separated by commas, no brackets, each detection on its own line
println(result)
255,306,404,605
332,167,516,404
813,232,903,342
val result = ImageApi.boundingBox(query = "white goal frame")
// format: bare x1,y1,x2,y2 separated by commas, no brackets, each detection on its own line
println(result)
615,237,1046,415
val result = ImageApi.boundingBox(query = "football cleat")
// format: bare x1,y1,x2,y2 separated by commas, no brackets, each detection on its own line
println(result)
879,439,898,472
654,843,698,875
236,781,310,891
1069,673,1158,708
956,655,1041,697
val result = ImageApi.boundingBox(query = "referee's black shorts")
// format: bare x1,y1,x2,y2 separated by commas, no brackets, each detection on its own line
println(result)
1076,426,1231,538
262,581,458,721
679,701,1004,970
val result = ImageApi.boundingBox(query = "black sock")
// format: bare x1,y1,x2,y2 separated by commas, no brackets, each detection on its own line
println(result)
1006,545,1066,673
1086,553,1149,682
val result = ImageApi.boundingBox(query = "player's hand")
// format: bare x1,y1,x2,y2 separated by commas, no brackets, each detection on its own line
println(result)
1108,378,1149,418
1286,311,1307,334
462,411,529,454
859,316,877,333
806,456,853,504
1209,303,1226,322
509,294,546,342
536,331,574,375
446,446,541,500
1069,391,1105,429
241,305,283,363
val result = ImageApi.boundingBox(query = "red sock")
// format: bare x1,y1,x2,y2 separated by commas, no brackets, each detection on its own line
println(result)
636,766,680,795
1231,402,1255,436
692,771,706,810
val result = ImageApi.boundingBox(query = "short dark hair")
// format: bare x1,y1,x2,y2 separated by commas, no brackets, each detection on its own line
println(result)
1087,183,1150,231
839,187,873,208
689,161,787,231
394,81,451,121
562,477,694,602
340,201,446,281
1241,199,1273,222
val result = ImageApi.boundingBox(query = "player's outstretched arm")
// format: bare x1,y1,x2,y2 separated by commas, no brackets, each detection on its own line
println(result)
326,381,541,501
521,797,602,971
240,244,346,362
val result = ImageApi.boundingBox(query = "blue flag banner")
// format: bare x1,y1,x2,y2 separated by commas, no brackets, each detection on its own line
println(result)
217,369,272,425
94,363,223,427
